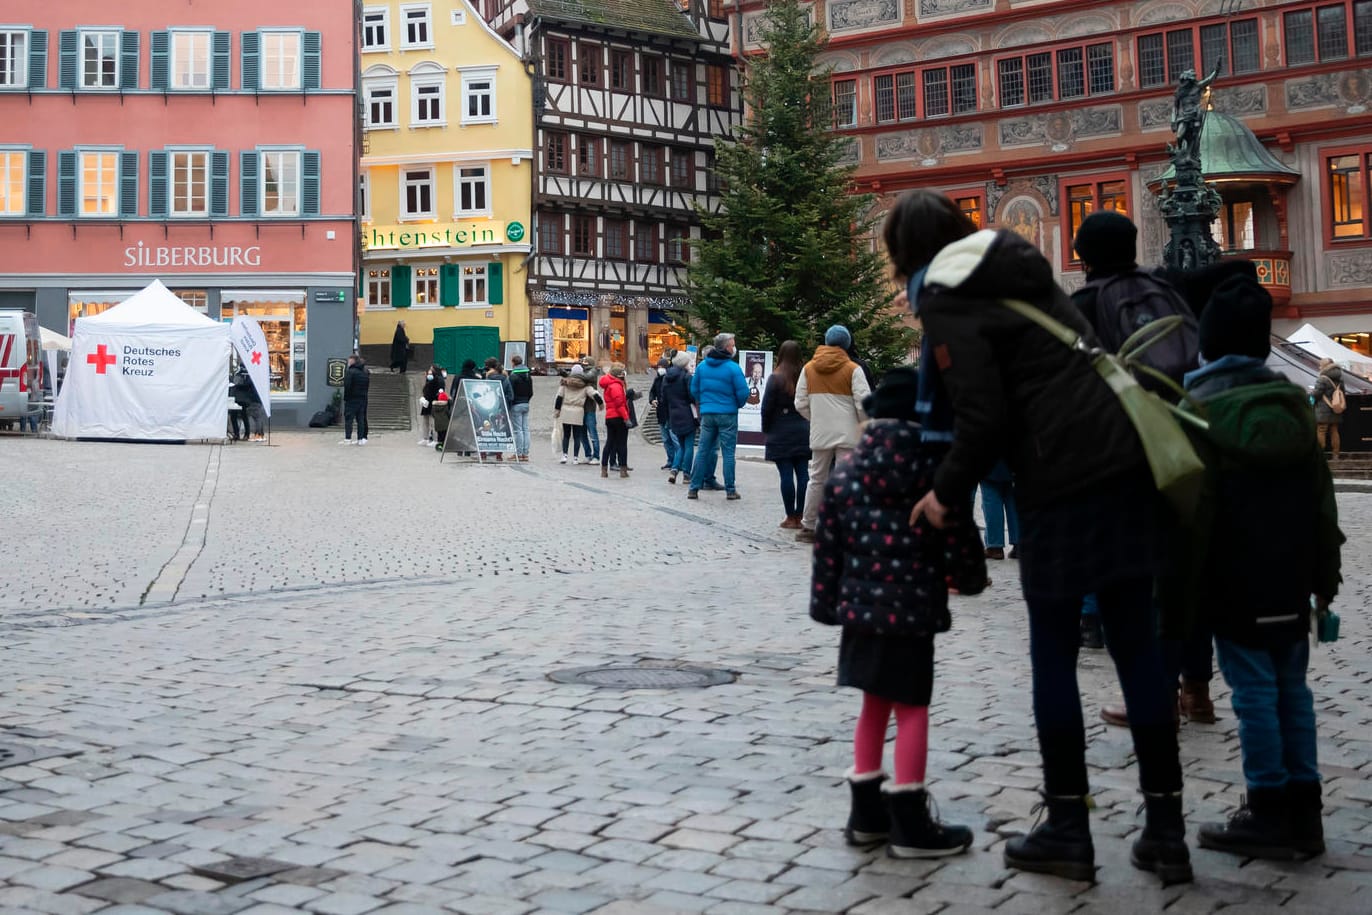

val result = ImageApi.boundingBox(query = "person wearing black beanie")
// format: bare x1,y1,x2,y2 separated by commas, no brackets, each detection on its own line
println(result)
1197,274,1272,362
1072,211,1138,273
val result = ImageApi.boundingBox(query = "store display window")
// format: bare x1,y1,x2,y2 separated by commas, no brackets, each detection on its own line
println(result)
648,310,686,365
222,290,307,395
68,290,134,334
548,307,588,362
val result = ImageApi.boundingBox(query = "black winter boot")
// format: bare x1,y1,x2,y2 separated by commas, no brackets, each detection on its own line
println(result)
844,771,889,846
1003,793,1095,881
1131,791,1193,884
884,783,974,859
1287,780,1325,857
1198,786,1296,860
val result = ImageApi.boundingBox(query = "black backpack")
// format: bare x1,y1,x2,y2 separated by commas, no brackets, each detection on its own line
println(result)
1089,270,1199,394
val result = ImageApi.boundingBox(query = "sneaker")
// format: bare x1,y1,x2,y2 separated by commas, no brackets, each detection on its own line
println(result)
726,492,741,501
419,439,430,445
702,481,725,492
339,439,354,445
687,490,699,500
560,454,568,464
358,438,368,445
668,471,678,484
660,464,672,470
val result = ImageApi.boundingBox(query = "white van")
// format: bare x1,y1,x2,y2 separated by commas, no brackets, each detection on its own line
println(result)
0,309,43,427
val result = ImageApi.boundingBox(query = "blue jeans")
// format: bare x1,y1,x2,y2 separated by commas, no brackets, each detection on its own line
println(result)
672,428,695,475
510,403,530,456
774,456,807,517
1215,637,1319,789
584,411,601,459
690,413,738,493
662,425,678,466
980,479,1019,549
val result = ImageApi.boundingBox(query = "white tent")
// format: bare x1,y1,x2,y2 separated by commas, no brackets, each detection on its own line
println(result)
39,327,71,351
1285,323,1372,373
51,280,230,441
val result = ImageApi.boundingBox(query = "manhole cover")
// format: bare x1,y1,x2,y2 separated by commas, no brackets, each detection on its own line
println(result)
0,742,78,770
549,665,736,689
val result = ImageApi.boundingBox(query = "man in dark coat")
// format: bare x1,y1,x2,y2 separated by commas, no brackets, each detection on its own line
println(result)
342,354,370,444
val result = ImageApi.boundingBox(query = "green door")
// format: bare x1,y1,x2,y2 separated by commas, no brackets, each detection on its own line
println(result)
432,326,501,375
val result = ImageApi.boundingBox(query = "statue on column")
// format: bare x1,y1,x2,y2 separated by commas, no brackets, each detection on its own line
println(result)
1158,62,1223,270
1170,65,1219,167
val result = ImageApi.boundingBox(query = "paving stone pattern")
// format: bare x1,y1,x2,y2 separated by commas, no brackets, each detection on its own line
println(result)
0,417,1370,913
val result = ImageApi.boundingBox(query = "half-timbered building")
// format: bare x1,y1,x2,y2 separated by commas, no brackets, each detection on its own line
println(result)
481,0,740,371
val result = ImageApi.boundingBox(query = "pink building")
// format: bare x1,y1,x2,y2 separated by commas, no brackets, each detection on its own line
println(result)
0,0,358,425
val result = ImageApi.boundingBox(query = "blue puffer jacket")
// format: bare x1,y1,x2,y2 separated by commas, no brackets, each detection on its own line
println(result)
690,352,749,415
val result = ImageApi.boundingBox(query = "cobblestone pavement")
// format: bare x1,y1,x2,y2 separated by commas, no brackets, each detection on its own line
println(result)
0,419,1370,914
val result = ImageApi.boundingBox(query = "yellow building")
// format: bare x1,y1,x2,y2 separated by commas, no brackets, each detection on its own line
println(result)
358,0,532,358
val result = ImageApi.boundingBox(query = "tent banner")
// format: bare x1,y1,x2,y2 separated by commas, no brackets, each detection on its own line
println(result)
230,315,273,417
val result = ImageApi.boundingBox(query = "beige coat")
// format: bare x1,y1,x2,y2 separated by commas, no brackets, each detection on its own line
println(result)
557,375,590,425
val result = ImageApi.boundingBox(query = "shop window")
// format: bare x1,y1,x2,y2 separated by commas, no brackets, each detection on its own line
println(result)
260,30,301,90
671,61,692,102
538,215,563,254
262,150,301,216
401,4,432,49
170,150,209,217
457,164,489,216
462,263,488,305
572,215,595,256
365,79,396,128
641,144,663,184
551,310,588,361
79,150,117,216
1328,151,1370,239
81,30,119,88
170,30,211,90
221,292,307,395
578,42,600,86
367,268,391,307
1065,178,1129,264
68,290,133,334
999,43,1110,106
546,38,569,82
670,148,692,189
642,55,663,96
460,68,493,124
546,132,568,174
610,141,631,180
577,135,601,177
0,150,25,215
1212,200,1256,251
832,78,857,127
0,30,28,88
605,219,628,260
634,222,657,262
611,49,632,90
414,266,440,306
955,194,983,228
402,166,433,219
707,64,730,108
666,225,688,264
362,7,389,50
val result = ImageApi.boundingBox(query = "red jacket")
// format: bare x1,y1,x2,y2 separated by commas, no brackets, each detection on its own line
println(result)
599,374,629,420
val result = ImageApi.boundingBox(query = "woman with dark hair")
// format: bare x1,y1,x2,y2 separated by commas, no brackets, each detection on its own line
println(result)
389,321,410,374
761,340,811,529
884,190,1190,885
418,363,446,445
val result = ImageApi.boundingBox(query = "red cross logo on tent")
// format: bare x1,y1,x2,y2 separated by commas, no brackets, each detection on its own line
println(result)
87,344,117,374
251,351,262,365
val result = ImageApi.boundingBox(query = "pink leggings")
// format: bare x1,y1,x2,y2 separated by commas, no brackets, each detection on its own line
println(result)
854,692,929,785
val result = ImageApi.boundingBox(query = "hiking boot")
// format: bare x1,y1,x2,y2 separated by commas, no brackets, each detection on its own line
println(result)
1080,615,1104,650
1198,786,1294,860
620,468,630,479
844,770,889,846
795,528,816,544
1003,793,1095,881
779,516,801,529
1131,791,1193,885
1179,679,1217,724
985,547,1005,560
885,783,973,859
1286,780,1325,857
601,466,609,478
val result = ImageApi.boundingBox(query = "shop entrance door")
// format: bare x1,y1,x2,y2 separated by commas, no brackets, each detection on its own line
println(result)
609,311,627,364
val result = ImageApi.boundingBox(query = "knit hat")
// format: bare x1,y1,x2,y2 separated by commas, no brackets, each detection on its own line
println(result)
610,362,626,378
862,366,920,422
671,350,692,368
1072,211,1138,272
825,325,853,349
656,356,670,368
1199,275,1272,361
571,364,584,376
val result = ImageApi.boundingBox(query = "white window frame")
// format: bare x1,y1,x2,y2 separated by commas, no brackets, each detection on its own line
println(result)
461,263,488,307
359,171,370,222
366,268,391,308
460,66,497,125
412,74,445,126
361,6,390,52
0,30,29,89
78,148,119,217
400,166,435,220
79,29,120,89
0,148,26,215
400,3,433,50
259,29,302,91
413,266,440,308
170,28,213,90
169,147,211,217
456,163,490,217
259,148,302,217
364,77,397,128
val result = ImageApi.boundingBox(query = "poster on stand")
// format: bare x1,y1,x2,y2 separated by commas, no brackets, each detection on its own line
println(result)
737,349,773,446
441,378,514,461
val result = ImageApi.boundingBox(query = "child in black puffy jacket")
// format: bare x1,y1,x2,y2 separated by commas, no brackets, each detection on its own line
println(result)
810,366,987,859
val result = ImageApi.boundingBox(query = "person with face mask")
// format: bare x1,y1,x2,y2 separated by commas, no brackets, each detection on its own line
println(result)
419,364,447,445
649,357,676,469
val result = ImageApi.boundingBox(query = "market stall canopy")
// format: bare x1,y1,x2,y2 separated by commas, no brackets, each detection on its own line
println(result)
40,327,71,351
51,280,229,441
1285,322,1372,374
1269,336,1372,391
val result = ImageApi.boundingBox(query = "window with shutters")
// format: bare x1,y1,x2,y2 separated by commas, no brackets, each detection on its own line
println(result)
366,80,396,127
578,41,600,86
604,219,628,260
670,61,692,101
261,150,301,216
414,78,444,125
1065,178,1129,264
402,166,434,219
362,7,389,51
546,39,569,82
80,30,118,88
611,50,632,90
572,215,595,256
460,68,495,124
0,31,27,88
0,150,24,215
414,267,439,306
998,42,1112,105
260,30,301,90
457,165,489,216
462,263,488,306
79,150,118,216
170,150,209,217
170,30,211,89
367,268,391,307
401,4,432,49
546,132,568,174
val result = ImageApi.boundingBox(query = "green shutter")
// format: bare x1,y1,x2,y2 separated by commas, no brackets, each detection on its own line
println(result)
487,262,503,305
119,31,139,90
150,31,168,90
57,151,75,216
212,31,231,90
58,30,76,89
25,151,45,216
240,31,259,90
27,30,47,89
239,150,258,216
391,264,412,308
440,264,461,306
148,151,168,216
301,150,320,215
302,31,321,90
118,151,138,216
210,151,229,216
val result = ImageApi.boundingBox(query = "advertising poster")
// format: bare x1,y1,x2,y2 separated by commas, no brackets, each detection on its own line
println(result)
737,349,773,446
462,378,515,454
503,341,527,371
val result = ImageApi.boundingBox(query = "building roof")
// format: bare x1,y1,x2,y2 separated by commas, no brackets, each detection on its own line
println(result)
530,0,699,40
1153,111,1301,185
